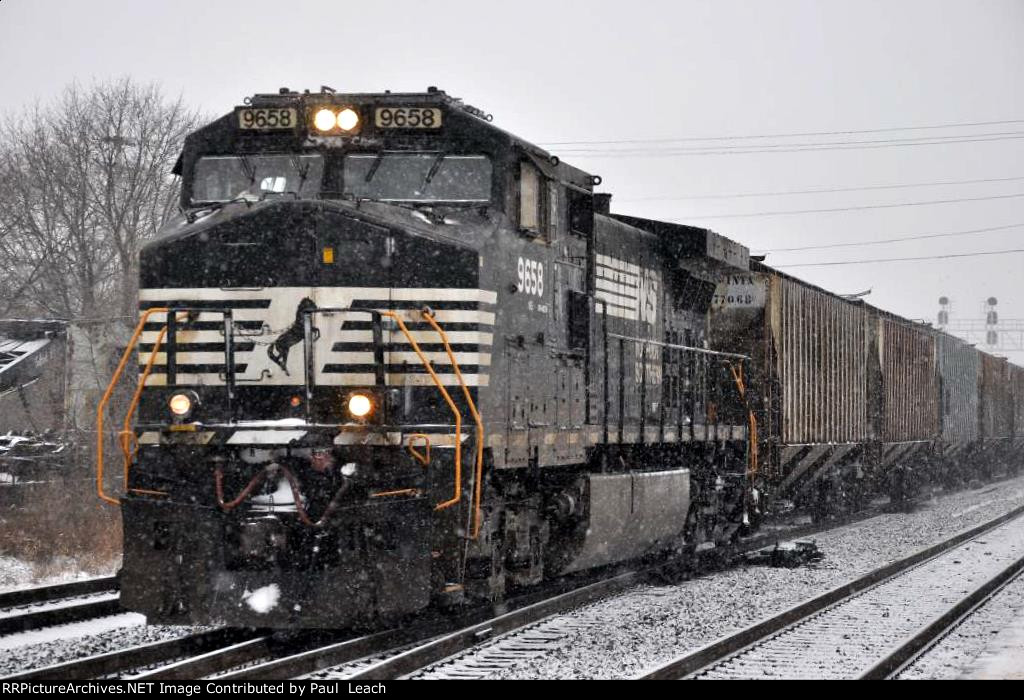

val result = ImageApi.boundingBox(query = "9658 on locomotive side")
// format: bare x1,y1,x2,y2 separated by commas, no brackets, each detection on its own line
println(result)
98,87,755,629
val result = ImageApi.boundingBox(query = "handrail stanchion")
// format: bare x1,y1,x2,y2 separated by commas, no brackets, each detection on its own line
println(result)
96,307,168,506
379,310,464,511
120,323,170,485
421,309,486,539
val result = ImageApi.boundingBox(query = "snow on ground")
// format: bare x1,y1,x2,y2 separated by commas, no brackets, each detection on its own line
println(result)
0,612,146,652
450,473,1024,679
4,474,1024,679
899,566,1024,679
960,607,1024,680
0,558,117,594
0,621,208,676
0,556,34,591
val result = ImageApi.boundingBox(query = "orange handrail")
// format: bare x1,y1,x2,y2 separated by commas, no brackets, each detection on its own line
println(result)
379,310,463,511
421,309,486,539
407,433,432,466
97,307,168,506
120,323,170,484
728,362,759,479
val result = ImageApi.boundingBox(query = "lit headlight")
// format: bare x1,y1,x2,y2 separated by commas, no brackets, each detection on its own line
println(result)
168,393,193,417
337,107,360,131
347,393,373,418
313,108,337,132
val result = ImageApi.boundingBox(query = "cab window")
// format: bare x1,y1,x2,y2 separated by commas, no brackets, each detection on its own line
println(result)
519,161,541,233
191,154,323,203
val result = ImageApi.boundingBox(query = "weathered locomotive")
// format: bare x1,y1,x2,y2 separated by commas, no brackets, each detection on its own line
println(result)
100,88,754,628
97,87,1024,629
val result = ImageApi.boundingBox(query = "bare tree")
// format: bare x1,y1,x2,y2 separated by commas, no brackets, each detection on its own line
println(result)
0,78,203,321
0,79,204,439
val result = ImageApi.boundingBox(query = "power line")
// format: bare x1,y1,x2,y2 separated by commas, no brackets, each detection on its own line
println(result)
673,192,1024,220
775,248,1024,268
559,130,1024,153
762,223,1024,253
559,133,1024,158
539,118,1024,147
616,175,1024,203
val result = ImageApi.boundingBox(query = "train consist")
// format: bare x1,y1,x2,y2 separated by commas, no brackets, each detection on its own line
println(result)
711,264,1024,517
96,88,1024,629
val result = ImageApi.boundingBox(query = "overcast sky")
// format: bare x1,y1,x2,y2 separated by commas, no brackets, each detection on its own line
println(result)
2,0,1022,358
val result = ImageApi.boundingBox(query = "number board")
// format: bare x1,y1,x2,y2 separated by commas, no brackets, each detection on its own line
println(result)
237,108,297,130
374,107,442,129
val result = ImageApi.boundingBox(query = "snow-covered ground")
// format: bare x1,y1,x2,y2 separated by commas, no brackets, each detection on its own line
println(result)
899,565,1024,679
0,618,209,677
0,555,117,594
417,473,1024,679
959,605,1024,680
4,474,1024,679
0,613,146,653
0,556,34,592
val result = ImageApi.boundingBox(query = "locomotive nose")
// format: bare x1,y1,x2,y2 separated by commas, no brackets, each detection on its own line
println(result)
146,201,399,290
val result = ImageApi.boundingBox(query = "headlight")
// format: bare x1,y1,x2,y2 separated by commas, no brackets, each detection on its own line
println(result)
313,108,337,132
347,393,373,418
336,107,360,131
168,393,193,417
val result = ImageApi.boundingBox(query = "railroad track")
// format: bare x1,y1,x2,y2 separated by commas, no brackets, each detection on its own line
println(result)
3,628,257,680
0,576,121,636
190,502,908,681
0,486,976,680
638,503,1024,680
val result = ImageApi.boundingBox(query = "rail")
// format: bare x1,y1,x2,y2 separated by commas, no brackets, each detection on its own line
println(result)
637,503,1024,679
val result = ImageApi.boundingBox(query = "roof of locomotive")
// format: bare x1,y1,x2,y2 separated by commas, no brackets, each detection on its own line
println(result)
173,86,596,193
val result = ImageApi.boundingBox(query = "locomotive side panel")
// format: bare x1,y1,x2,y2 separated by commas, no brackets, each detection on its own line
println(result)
591,215,666,442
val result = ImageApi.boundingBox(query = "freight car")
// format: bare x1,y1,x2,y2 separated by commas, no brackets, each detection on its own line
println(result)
710,262,1023,516
97,88,755,629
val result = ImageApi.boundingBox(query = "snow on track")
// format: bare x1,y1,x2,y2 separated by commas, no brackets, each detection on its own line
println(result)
0,621,210,677
899,566,1024,679
0,613,146,652
415,473,1024,679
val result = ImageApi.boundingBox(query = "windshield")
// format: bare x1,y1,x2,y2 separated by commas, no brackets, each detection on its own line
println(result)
191,154,324,203
343,153,492,203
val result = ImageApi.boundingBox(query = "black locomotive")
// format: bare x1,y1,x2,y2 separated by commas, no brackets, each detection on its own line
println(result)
99,87,1023,629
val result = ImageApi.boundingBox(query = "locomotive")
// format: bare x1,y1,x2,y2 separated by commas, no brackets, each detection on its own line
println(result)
98,87,1024,630
101,88,754,629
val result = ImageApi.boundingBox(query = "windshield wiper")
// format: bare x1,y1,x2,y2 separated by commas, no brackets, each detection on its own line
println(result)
290,154,311,193
238,155,257,184
424,152,446,185
364,152,385,183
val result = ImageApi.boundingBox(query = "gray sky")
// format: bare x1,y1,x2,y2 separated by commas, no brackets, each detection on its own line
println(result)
2,0,1023,358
